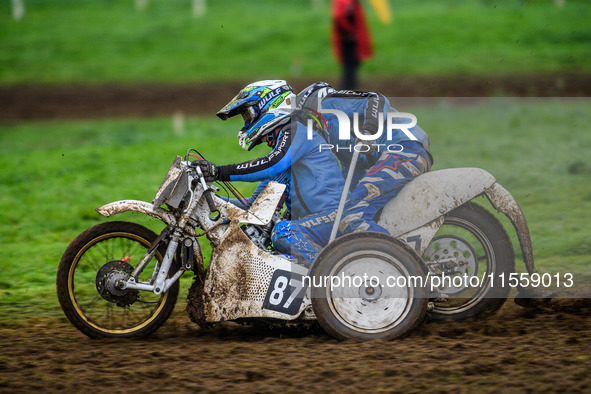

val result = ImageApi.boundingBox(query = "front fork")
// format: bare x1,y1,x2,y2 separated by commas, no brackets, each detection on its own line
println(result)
119,172,211,294
118,191,205,295
118,229,185,295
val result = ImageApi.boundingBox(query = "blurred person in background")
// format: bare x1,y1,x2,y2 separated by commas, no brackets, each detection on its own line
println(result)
332,0,373,89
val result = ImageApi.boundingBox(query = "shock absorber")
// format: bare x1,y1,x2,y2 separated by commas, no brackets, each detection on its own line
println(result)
182,238,194,271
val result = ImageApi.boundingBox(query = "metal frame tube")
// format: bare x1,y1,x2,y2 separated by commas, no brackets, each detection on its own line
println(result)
329,148,361,242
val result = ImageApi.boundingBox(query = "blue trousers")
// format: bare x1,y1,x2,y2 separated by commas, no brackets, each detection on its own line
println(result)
271,209,336,266
340,142,431,234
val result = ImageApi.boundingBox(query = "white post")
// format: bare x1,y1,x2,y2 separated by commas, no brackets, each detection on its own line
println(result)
12,0,25,21
193,0,206,17
172,111,186,136
136,0,148,11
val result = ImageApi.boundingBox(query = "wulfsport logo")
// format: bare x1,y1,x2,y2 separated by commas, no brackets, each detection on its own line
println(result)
257,86,290,111
306,109,419,153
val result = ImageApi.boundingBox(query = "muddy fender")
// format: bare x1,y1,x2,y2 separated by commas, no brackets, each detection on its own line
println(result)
96,200,177,227
378,168,496,237
484,183,536,275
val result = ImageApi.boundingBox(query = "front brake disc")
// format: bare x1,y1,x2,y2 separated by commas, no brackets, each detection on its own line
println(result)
96,260,139,307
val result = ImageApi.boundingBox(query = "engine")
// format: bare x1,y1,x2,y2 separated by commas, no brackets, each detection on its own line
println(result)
241,212,283,251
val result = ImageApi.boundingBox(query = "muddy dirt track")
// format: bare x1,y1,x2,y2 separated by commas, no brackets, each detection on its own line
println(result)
1,73,591,122
1,299,590,393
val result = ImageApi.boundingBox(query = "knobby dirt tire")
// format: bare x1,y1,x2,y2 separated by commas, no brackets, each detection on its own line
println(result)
57,221,179,338
311,232,428,341
426,202,514,321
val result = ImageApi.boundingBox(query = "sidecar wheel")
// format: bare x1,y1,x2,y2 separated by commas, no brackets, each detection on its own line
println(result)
57,221,180,338
311,232,428,341
426,202,514,321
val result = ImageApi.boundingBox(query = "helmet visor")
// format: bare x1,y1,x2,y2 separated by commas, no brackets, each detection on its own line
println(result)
241,106,259,128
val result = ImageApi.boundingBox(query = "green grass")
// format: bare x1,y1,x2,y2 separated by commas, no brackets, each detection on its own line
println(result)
0,115,252,317
0,0,590,84
0,98,589,318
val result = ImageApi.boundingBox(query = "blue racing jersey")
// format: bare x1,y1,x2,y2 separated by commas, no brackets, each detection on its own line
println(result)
217,120,345,219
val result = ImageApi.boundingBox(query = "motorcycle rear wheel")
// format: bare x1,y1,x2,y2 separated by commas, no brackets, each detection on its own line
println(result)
426,202,514,321
311,232,428,341
57,221,179,338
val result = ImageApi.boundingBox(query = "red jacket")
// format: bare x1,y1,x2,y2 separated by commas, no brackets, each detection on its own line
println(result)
332,0,373,63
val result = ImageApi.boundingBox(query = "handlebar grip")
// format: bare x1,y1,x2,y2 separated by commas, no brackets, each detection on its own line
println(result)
204,189,217,212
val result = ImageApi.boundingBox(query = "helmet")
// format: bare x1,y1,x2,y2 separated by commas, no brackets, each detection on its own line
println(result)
217,80,296,151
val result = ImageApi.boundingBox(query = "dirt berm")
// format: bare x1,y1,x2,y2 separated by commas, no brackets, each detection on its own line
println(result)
1,73,590,122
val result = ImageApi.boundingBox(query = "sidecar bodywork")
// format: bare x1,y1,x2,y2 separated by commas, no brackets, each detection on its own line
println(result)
196,182,312,322
377,167,535,275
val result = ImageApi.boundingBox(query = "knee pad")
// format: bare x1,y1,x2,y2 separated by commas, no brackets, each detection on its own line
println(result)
271,220,291,254
271,220,290,241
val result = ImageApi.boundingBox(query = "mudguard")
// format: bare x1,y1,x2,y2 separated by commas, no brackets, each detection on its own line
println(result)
377,168,536,274
377,168,496,236
96,200,178,226
484,182,535,275
95,182,286,228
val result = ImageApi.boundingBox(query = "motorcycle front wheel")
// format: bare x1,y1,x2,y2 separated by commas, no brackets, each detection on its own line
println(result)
57,221,179,338
425,202,514,321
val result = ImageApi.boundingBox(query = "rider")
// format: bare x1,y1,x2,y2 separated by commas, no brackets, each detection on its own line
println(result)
193,80,346,265
295,82,433,235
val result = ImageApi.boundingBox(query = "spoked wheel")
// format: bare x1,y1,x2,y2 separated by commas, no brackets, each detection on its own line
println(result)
57,221,179,338
424,202,514,321
311,232,428,341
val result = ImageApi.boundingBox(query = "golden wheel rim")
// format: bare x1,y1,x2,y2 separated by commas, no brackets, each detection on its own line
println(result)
67,232,169,335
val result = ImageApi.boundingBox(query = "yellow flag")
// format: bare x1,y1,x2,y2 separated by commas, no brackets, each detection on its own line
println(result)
368,0,392,24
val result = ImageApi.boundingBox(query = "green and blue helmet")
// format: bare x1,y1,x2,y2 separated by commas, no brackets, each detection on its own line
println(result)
216,80,295,151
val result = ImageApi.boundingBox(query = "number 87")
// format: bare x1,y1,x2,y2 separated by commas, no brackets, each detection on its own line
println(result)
269,275,303,309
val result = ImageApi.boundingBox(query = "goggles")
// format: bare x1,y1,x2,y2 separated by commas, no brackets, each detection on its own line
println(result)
241,106,259,129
